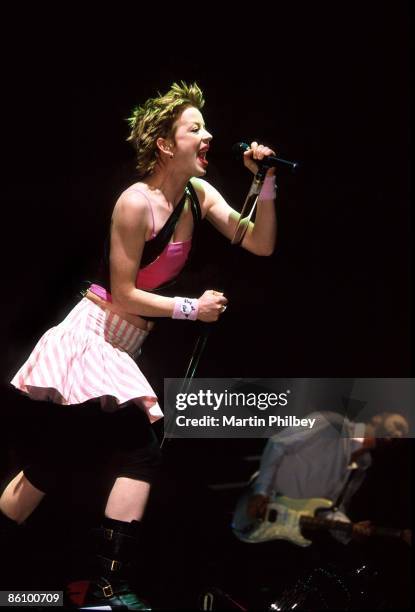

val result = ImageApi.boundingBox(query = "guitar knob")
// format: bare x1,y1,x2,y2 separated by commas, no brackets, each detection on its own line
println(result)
268,509,278,523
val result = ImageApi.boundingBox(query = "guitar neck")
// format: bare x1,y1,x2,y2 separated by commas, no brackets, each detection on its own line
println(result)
300,515,352,535
300,516,404,540
369,526,404,539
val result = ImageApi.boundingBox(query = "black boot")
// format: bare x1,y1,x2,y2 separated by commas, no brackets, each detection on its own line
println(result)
67,517,150,610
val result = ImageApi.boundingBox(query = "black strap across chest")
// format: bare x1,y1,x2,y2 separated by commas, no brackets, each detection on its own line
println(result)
93,181,202,294
140,181,201,268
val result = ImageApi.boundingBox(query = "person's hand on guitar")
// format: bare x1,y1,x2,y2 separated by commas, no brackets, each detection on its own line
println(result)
351,520,374,541
247,494,269,520
400,529,411,546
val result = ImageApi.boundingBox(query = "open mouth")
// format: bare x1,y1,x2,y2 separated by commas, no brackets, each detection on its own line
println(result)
197,149,209,166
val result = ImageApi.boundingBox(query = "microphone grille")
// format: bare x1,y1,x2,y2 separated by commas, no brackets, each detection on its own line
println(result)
232,142,249,160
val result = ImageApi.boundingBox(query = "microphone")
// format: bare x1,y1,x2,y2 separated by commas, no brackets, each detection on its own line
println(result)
232,142,299,171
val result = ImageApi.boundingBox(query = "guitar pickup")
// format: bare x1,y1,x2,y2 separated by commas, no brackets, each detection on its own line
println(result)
268,509,278,523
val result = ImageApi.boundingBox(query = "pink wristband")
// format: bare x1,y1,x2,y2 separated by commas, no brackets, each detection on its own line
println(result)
259,175,277,200
172,297,199,321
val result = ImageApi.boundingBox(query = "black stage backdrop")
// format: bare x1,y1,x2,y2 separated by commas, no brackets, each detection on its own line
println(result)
0,4,411,610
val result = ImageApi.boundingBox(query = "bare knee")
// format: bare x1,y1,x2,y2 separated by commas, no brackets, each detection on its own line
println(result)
0,472,46,524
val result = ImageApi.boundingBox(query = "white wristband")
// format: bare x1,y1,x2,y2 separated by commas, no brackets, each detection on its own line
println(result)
172,297,199,321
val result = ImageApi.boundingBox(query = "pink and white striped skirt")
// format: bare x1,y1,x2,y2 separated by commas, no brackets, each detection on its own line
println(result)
10,298,163,423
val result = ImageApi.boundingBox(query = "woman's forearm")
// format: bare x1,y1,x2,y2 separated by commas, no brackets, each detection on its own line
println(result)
112,287,175,317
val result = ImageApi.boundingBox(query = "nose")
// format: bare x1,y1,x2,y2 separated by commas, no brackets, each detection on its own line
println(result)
202,129,213,141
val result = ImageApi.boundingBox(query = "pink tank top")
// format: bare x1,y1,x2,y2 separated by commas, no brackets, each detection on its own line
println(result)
90,188,192,301
136,239,191,290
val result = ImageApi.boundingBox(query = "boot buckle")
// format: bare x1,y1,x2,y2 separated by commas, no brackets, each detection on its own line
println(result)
110,559,121,572
103,528,114,540
102,583,114,598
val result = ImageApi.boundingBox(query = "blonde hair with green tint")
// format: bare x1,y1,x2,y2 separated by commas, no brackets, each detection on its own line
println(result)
127,81,205,179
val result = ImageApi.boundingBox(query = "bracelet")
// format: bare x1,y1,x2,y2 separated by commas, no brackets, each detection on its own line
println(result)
172,297,199,320
259,175,277,200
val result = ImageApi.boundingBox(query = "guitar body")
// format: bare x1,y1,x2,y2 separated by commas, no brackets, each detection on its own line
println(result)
232,492,334,546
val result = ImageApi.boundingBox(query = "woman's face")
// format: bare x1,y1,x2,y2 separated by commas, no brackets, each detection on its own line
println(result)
170,106,213,177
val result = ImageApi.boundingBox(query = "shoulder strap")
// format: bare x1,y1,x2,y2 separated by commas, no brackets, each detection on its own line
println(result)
94,183,202,296
335,467,359,510
186,180,202,225
141,182,202,303
140,181,202,268
139,189,188,268
182,180,202,268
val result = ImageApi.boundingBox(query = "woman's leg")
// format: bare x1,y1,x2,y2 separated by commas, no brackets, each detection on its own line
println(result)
103,404,161,521
75,406,161,610
105,477,150,522
0,471,45,524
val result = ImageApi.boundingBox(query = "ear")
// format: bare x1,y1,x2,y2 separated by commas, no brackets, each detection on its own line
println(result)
156,137,174,156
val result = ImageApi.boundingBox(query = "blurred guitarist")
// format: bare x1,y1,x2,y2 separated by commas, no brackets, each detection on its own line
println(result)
247,410,409,544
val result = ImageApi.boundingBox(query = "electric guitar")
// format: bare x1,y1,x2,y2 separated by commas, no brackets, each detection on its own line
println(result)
232,491,410,547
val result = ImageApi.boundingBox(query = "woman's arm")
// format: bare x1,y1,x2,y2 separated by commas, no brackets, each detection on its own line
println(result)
109,191,174,317
109,190,226,321
193,143,277,256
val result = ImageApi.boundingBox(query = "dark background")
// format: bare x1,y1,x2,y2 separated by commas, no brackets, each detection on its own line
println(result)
0,3,411,610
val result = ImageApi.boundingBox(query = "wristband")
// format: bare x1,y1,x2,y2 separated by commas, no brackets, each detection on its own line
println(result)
259,175,277,200
172,297,199,320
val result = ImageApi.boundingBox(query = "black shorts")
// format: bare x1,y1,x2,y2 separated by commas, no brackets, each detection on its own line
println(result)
17,400,162,493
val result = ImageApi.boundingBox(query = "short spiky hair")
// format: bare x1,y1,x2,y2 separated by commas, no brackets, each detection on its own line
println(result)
127,81,205,179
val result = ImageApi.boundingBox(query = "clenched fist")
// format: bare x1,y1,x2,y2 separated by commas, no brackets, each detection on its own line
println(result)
197,289,228,322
